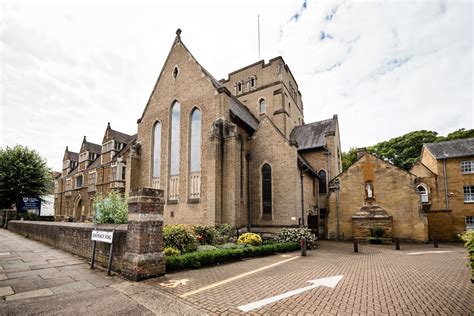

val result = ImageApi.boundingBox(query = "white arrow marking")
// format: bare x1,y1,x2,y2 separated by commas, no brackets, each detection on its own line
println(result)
407,251,451,255
237,275,343,312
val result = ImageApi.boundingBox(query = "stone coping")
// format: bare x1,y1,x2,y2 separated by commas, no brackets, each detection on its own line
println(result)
8,220,127,231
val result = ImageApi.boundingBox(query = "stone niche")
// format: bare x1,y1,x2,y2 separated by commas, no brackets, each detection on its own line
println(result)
352,205,393,243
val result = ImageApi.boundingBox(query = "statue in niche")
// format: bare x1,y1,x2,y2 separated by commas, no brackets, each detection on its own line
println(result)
366,182,374,200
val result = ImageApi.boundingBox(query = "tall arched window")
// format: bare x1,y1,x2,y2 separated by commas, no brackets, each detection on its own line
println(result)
318,170,327,194
170,101,181,176
189,108,201,172
152,122,161,179
262,164,272,215
259,99,266,113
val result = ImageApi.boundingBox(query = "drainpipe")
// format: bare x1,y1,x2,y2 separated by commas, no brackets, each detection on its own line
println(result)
334,179,340,241
442,157,449,209
246,153,252,232
220,122,225,225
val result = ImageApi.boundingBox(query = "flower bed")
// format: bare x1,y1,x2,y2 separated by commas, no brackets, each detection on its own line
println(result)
165,242,300,272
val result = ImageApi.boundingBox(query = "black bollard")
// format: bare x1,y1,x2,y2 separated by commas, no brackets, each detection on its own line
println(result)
432,236,438,248
395,237,400,250
301,237,307,256
353,239,359,253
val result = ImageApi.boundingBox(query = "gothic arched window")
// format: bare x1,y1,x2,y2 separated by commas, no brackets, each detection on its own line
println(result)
170,101,181,176
318,170,327,194
262,164,272,215
259,99,266,113
152,122,161,178
190,108,201,172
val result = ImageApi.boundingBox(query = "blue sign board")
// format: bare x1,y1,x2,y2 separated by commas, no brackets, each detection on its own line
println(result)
20,197,41,216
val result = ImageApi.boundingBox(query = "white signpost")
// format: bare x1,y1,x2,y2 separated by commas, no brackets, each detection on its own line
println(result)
90,229,115,275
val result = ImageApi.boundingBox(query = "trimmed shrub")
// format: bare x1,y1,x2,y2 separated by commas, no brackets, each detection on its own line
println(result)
237,233,262,246
164,224,198,253
165,242,300,272
93,191,128,224
194,225,220,245
277,228,316,245
460,230,474,283
197,245,218,252
217,224,236,243
163,246,181,257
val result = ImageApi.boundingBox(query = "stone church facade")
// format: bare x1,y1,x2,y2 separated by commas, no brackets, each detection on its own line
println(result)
54,30,342,235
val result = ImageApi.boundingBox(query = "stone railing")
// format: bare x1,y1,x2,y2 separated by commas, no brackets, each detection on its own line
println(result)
169,175,179,200
152,177,160,189
189,172,201,199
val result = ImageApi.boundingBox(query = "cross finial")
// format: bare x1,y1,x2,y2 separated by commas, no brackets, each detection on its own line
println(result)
176,28,182,37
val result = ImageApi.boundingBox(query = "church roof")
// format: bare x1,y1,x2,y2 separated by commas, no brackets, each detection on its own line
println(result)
84,141,102,154
67,150,79,161
424,137,474,159
290,117,336,151
110,128,134,144
227,93,259,131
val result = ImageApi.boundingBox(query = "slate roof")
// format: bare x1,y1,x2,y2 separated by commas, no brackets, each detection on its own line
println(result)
228,95,259,131
85,141,102,154
67,151,79,161
424,138,474,159
290,118,335,151
297,154,319,179
110,129,134,144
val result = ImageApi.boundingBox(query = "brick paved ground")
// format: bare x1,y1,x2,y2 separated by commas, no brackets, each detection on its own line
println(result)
149,241,473,315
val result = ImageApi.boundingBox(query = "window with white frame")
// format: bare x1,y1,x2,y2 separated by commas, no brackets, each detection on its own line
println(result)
464,186,474,202
466,216,474,230
112,166,118,181
417,184,429,203
76,175,83,188
102,140,115,153
461,161,474,174
79,152,88,162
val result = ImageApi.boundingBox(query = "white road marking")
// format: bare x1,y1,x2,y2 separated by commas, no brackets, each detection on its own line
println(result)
407,251,451,255
179,256,299,298
237,275,344,312
159,279,189,288
0,253,11,256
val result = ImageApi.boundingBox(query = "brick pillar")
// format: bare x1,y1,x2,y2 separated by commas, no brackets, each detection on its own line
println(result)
122,187,165,281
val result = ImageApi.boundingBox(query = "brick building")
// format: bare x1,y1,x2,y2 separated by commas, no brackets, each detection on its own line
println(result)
410,138,474,240
54,123,135,221
129,30,342,235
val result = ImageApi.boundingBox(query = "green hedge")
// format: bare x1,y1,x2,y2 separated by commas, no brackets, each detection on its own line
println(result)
165,242,300,272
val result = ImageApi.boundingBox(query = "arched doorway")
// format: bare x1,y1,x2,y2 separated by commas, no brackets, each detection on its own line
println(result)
74,196,83,221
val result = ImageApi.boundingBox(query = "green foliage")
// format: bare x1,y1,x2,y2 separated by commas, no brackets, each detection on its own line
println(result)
441,128,474,141
369,130,439,170
369,227,385,238
22,211,39,221
0,145,52,210
163,246,181,257
92,191,128,224
342,147,358,171
163,224,198,253
237,233,262,246
193,225,220,245
165,242,300,272
277,228,317,245
460,230,474,283
216,224,236,243
368,129,474,171
197,245,218,252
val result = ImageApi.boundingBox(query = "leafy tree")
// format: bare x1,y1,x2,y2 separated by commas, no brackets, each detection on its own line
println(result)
92,191,128,224
439,128,474,142
0,145,52,210
341,147,358,171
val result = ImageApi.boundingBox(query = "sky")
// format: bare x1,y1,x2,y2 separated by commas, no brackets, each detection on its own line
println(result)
1,0,472,170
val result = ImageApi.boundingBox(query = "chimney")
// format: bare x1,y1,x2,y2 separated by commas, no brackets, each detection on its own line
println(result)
357,147,367,159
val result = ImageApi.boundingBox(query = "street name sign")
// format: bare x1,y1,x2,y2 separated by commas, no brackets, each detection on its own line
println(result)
91,230,114,244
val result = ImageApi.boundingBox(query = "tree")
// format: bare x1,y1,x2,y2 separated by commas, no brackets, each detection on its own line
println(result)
368,130,439,170
92,191,128,224
439,128,474,142
341,147,358,171
0,145,52,210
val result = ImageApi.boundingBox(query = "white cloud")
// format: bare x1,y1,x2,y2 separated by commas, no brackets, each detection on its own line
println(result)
0,0,472,170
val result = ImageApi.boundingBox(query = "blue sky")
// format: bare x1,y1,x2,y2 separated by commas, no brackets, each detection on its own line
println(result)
0,0,472,170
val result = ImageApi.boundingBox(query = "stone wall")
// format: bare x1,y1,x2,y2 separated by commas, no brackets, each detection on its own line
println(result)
8,221,127,272
0,210,17,228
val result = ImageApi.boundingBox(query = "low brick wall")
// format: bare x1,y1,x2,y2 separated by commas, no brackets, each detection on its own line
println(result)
8,221,127,272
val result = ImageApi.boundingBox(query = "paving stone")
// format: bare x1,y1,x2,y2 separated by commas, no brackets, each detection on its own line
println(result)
0,273,7,281
6,269,39,279
0,286,14,296
5,288,54,301
50,280,96,294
